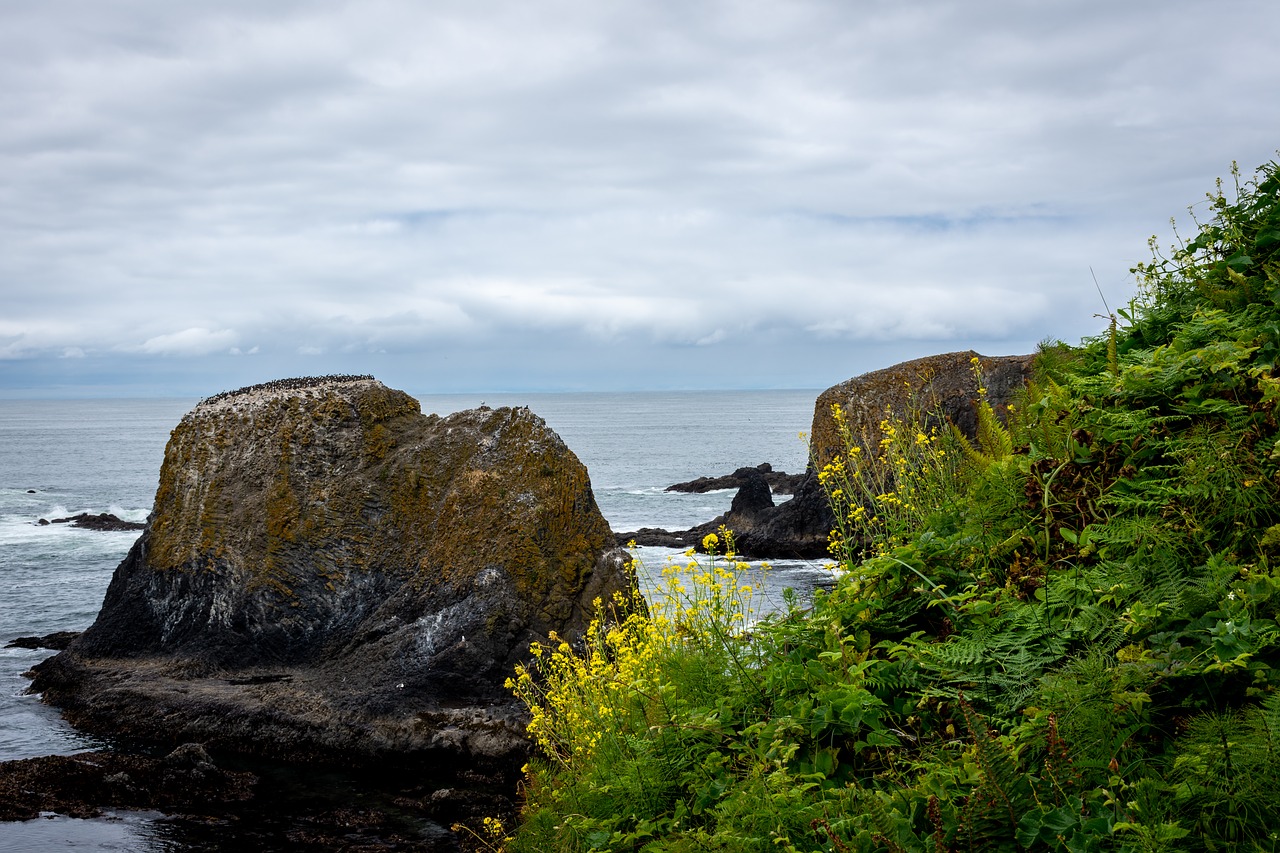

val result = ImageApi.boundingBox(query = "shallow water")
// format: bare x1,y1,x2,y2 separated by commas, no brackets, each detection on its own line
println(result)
0,811,169,852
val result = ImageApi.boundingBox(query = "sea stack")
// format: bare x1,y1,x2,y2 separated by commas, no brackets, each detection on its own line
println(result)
807,351,1035,471
32,376,633,770
684,351,1034,558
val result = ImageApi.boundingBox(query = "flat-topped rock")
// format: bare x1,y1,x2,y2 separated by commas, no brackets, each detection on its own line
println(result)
193,374,383,414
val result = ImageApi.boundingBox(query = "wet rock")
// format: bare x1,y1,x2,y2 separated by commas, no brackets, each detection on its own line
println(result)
6,631,80,651
665,463,806,495
36,513,145,532
0,748,256,822
728,466,775,519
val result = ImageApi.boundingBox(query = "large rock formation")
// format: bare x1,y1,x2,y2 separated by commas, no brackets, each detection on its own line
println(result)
623,352,1035,558
729,350,1034,557
32,376,632,772
807,350,1034,472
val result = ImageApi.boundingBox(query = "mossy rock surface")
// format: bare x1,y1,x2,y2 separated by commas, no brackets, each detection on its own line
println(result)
698,352,1033,559
808,350,1033,469
35,376,632,769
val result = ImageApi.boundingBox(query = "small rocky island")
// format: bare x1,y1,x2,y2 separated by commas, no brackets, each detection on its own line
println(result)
30,376,634,779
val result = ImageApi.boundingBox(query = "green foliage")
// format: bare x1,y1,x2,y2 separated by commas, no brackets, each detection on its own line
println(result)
501,158,1280,853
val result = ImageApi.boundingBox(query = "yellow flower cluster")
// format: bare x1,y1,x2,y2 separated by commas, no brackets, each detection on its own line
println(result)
507,592,667,765
818,401,956,562
508,527,770,774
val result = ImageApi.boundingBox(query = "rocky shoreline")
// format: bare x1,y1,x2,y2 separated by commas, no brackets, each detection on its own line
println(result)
0,744,515,850
0,745,256,823
5,626,518,850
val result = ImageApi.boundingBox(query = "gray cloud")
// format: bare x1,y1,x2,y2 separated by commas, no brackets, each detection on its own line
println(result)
2,0,1279,394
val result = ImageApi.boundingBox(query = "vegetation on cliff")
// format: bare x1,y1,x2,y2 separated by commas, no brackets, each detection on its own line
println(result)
495,158,1280,852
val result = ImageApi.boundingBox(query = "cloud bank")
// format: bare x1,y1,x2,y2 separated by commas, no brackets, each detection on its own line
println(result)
3,0,1279,395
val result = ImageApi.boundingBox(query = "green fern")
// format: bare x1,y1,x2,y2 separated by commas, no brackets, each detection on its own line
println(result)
954,696,1034,851
1171,700,1280,847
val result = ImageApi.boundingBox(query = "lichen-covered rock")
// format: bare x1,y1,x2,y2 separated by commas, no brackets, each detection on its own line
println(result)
680,351,1034,558
809,351,1034,471
32,376,632,771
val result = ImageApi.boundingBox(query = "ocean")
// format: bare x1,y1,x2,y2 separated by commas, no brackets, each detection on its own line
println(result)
0,390,831,850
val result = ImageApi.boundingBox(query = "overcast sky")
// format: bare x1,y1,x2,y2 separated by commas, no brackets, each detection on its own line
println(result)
3,0,1278,398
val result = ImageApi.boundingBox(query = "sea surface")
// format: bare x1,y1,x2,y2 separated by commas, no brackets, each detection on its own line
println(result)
0,390,830,850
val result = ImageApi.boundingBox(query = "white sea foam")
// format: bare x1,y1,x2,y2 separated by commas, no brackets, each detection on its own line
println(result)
106,503,150,523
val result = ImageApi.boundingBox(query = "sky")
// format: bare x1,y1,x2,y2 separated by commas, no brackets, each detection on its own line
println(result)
2,0,1279,398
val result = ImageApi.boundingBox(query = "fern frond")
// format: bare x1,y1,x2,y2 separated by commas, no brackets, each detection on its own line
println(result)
955,696,1034,849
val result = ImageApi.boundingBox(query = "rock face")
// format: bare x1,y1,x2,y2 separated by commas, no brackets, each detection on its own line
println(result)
32,376,632,771
808,350,1034,472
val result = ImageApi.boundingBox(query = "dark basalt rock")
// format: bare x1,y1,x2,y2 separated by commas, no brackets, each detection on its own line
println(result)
29,376,634,773
6,630,80,651
619,470,832,559
0,745,513,849
621,527,700,549
0,744,256,822
36,513,145,532
727,466,774,519
665,463,806,495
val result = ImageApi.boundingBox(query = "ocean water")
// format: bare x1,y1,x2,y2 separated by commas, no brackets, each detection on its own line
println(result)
0,390,830,849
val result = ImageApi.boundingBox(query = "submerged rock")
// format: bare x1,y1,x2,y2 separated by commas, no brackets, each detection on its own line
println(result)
31,376,633,772
36,513,145,532
6,631,80,651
